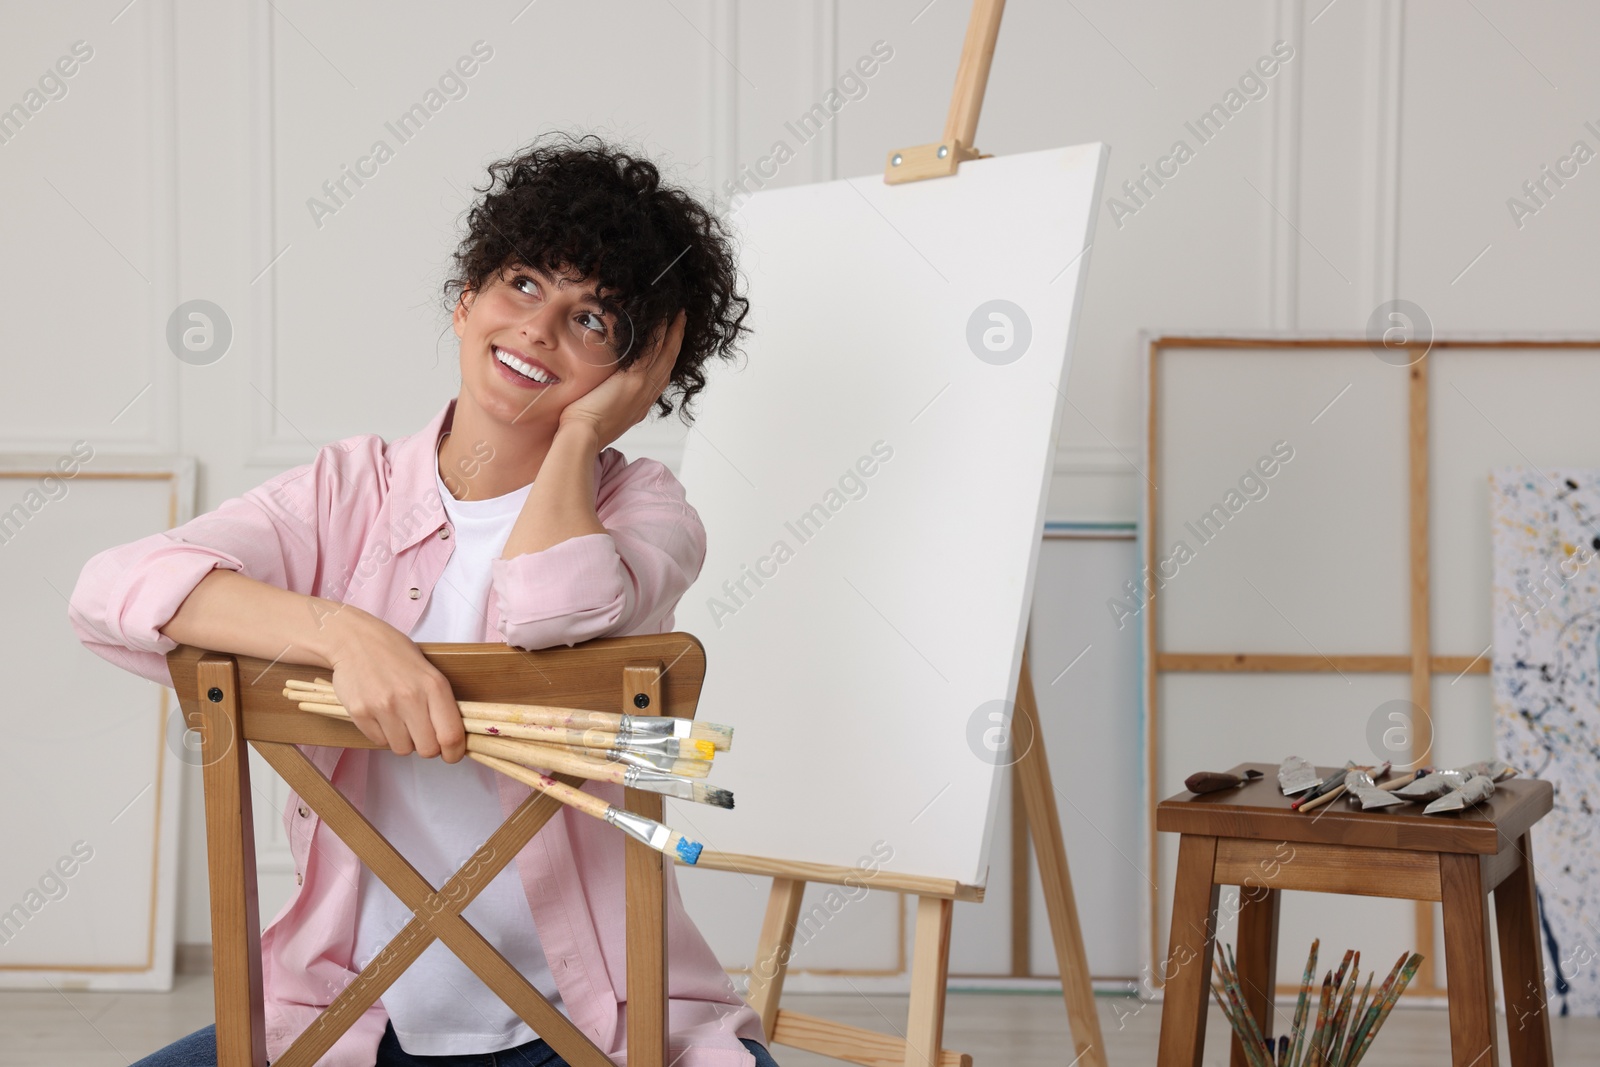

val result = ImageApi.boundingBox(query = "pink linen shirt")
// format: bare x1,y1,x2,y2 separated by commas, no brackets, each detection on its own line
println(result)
66,396,766,1067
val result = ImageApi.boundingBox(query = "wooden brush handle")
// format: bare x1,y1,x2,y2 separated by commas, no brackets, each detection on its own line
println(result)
466,734,628,787
293,700,634,784
288,678,628,731
290,695,640,753
458,716,634,750
468,751,611,823
1297,783,1347,812
461,700,628,732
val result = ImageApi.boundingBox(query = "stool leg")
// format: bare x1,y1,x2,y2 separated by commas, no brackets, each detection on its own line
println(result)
1441,851,1500,1067
1157,835,1220,1067
1493,834,1553,1066
1231,885,1281,1067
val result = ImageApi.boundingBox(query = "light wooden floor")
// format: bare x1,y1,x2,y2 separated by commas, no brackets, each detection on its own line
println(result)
2,975,1595,1065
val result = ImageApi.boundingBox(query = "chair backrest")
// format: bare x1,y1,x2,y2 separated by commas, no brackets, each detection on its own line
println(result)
167,632,707,1067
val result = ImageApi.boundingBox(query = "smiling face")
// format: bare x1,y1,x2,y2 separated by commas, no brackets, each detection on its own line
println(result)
451,259,626,431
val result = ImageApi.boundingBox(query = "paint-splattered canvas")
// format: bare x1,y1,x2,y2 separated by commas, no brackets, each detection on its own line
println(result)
1490,466,1600,1016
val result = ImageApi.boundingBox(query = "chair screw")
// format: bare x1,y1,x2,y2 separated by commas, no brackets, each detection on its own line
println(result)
208,687,224,702
633,693,650,709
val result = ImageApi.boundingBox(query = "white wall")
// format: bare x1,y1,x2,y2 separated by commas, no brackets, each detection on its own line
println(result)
6,0,1598,986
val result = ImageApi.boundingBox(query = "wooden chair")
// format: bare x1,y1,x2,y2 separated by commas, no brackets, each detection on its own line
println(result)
1153,761,1555,1067
167,632,711,1067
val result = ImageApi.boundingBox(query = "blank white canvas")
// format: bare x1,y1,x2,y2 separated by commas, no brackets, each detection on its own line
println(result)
670,143,1108,887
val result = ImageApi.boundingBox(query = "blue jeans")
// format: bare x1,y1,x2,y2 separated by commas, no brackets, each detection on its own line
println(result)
130,1020,781,1066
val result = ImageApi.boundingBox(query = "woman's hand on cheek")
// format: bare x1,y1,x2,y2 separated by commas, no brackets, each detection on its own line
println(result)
558,309,686,451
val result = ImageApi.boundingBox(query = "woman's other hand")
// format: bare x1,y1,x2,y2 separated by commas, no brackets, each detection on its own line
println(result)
557,308,686,450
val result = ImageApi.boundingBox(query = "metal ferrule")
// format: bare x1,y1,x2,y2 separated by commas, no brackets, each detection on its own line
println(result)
604,807,671,852
611,734,692,756
620,766,696,802
601,748,681,772
616,715,691,740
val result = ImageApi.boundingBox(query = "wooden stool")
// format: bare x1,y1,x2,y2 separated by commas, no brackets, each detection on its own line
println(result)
1153,762,1554,1067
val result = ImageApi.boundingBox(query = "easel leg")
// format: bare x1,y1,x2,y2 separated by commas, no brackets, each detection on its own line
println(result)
1015,641,1108,1067
1494,834,1554,1066
1011,768,1031,976
748,877,806,1041
904,896,954,1067
196,657,268,1067
1231,886,1281,1067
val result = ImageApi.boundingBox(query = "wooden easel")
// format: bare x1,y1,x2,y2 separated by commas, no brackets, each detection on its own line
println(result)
677,4,1109,1063
685,637,1104,1067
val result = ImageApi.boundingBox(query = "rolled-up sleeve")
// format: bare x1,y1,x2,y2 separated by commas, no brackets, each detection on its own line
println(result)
491,456,707,651
67,458,327,689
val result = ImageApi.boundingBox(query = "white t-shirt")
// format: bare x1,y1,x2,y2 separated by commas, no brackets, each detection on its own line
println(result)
350,458,569,1055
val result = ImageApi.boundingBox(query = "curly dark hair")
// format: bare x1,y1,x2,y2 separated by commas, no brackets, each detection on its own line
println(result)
443,130,751,425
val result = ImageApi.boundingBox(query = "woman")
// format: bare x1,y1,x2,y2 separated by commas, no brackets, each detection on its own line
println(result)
69,130,776,1067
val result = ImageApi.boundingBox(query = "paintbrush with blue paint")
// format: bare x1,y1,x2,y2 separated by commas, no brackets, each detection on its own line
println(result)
470,752,708,865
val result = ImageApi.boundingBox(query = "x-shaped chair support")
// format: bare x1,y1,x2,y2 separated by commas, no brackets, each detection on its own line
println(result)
253,739,611,1067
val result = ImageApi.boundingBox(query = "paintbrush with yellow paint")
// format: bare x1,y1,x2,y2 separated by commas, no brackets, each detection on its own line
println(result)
284,677,721,760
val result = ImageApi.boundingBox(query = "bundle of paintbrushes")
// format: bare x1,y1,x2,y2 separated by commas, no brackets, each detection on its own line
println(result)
1211,937,1423,1067
280,677,734,866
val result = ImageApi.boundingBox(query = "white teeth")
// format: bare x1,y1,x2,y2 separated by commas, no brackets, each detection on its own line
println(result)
494,347,557,384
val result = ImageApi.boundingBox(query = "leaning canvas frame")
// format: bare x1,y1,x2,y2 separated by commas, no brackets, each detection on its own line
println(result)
0,456,194,990
1140,333,1600,1001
